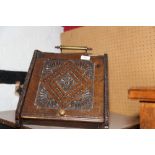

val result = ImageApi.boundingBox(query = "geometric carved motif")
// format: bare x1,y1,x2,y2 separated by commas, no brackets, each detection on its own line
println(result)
34,59,94,110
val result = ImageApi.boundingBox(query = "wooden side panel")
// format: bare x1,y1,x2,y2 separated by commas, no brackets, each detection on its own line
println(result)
104,54,109,128
140,103,155,129
15,50,42,127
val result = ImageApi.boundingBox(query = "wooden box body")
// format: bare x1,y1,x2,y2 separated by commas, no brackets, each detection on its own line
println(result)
16,50,109,128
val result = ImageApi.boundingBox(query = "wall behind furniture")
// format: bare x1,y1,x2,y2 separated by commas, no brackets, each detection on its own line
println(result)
0,26,63,71
61,26,155,116
0,26,63,111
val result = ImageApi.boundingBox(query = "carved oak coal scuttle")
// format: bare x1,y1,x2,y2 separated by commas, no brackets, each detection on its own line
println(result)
16,49,109,128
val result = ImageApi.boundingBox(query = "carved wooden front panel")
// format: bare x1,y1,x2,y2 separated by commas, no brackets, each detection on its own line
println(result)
35,59,94,111
17,52,106,127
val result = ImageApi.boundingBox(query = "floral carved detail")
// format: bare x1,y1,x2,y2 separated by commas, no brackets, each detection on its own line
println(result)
34,59,94,110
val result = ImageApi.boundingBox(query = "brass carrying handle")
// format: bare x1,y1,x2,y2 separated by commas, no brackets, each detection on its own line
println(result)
55,45,92,54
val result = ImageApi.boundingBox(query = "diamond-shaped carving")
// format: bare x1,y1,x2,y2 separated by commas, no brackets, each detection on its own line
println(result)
56,72,77,92
35,59,94,110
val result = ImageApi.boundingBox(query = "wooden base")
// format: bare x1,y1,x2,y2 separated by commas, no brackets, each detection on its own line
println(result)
0,110,139,129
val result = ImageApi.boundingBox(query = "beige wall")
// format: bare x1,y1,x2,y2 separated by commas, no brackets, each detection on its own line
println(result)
61,26,155,116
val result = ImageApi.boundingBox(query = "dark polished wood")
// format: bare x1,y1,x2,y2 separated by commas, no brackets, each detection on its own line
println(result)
16,50,109,128
129,87,155,129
